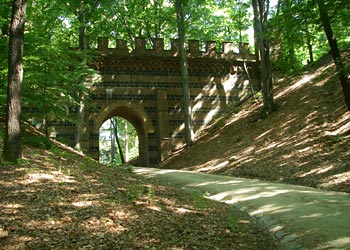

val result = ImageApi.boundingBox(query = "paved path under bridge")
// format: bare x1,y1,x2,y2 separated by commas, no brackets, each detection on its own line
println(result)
134,167,350,250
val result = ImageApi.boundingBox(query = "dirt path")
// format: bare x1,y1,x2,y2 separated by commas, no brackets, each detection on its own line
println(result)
134,167,350,250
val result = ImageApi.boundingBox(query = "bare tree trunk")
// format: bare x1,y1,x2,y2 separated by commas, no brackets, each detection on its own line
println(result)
111,118,125,164
306,26,314,63
3,0,26,162
317,0,350,111
283,0,296,68
124,121,129,162
252,0,274,117
175,0,193,147
73,1,88,151
110,121,115,163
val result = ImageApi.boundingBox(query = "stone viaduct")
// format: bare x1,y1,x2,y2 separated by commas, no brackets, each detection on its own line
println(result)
50,37,259,166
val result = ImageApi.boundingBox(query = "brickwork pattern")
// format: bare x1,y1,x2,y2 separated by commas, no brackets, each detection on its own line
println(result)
52,37,259,166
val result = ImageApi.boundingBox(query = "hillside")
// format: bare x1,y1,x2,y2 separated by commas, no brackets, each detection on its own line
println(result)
0,126,279,248
160,53,350,193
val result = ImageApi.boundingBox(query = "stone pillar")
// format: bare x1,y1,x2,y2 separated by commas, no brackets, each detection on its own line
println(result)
239,43,250,59
171,39,179,55
135,37,146,55
188,40,200,57
98,37,108,51
116,39,128,51
153,38,164,53
205,41,217,57
156,90,171,161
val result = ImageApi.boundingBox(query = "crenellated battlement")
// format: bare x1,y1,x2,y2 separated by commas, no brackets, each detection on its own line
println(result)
51,36,260,166
96,37,256,61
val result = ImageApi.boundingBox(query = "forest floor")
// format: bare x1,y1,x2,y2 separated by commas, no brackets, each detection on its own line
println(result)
0,130,279,249
1,52,349,250
160,52,350,194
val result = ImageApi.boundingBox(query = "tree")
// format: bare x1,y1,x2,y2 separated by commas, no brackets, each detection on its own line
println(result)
3,0,27,162
0,2,11,116
110,117,125,164
99,117,138,165
252,0,274,117
175,0,193,147
72,0,92,151
16,0,94,137
317,0,350,112
65,0,112,150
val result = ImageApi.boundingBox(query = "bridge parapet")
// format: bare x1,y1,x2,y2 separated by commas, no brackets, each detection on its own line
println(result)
97,37,255,61
51,36,260,166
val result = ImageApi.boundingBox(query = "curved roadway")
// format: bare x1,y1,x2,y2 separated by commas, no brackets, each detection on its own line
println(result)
134,167,350,250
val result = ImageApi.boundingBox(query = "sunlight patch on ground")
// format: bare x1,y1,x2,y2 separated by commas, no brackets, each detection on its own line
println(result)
298,146,311,153
258,141,285,151
275,62,334,99
1,203,24,215
194,159,229,172
323,237,350,250
23,171,76,184
82,216,127,235
275,73,315,98
300,213,323,219
72,201,94,207
207,188,293,204
0,180,14,188
26,219,63,231
0,228,8,238
320,171,350,189
297,165,335,178
146,205,162,212
324,113,350,136
255,129,274,140
109,210,131,220
175,207,192,214
249,204,292,216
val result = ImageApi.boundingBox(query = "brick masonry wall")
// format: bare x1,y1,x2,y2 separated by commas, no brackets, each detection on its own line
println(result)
51,37,260,166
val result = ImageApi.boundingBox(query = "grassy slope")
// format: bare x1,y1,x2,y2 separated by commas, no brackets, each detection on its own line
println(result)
0,127,279,249
161,53,350,193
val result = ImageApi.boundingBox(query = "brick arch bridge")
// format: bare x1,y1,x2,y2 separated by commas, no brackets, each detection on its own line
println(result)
51,37,260,166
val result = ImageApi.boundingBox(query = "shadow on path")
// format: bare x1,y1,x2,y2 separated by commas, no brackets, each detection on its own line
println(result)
134,167,350,250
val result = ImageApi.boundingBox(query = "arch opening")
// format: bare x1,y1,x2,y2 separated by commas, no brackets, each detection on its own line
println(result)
93,103,152,167
99,117,139,165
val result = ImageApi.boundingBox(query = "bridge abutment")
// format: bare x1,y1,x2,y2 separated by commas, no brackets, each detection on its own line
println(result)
49,37,259,166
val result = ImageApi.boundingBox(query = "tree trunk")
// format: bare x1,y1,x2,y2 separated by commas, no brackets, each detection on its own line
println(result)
306,26,314,63
110,121,115,163
284,0,296,68
252,0,274,117
175,0,193,147
124,121,129,162
317,0,350,111
73,2,88,151
3,0,27,162
111,118,125,164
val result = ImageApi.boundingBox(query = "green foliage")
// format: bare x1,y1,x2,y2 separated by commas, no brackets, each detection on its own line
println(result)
2,0,349,159
99,117,139,165
22,135,53,149
185,0,251,43
127,183,144,201
22,2,94,128
227,214,237,233
210,105,240,133
117,164,134,173
0,2,9,117
190,190,209,209
79,157,99,173
269,0,350,72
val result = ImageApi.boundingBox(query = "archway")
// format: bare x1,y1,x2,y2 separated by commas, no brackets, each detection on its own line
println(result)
93,103,153,167
99,117,139,165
